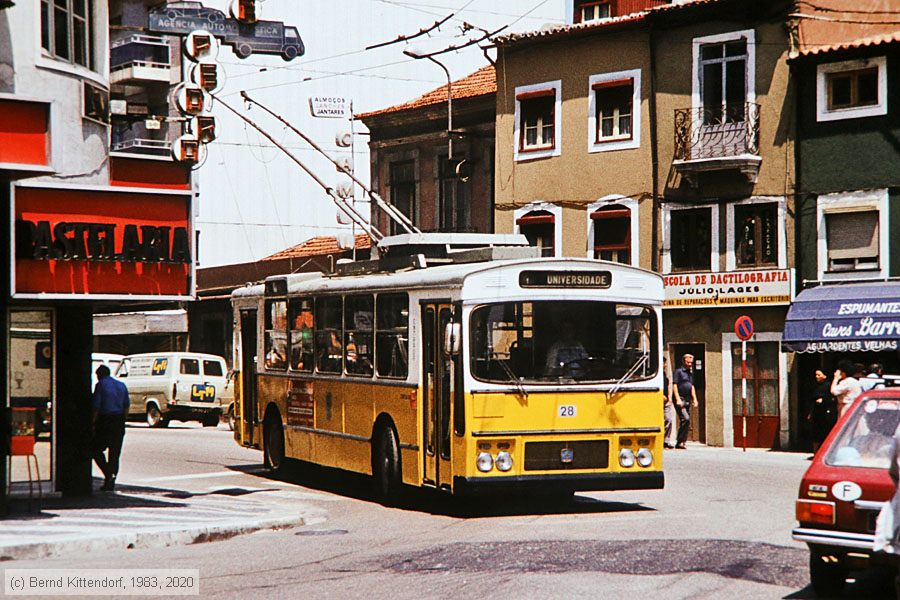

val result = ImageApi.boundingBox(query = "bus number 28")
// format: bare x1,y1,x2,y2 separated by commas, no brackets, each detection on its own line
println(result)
558,405,577,417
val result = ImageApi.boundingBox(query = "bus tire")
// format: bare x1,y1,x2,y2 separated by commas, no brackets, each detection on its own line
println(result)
373,425,401,505
264,413,285,473
147,404,167,428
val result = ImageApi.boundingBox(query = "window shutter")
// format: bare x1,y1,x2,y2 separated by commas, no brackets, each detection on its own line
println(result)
826,211,879,260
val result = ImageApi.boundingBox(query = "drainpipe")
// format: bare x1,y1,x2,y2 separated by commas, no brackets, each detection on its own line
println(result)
649,22,661,274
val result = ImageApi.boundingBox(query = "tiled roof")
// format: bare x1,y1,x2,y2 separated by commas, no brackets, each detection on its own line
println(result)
494,10,647,45
262,233,371,261
356,65,495,119
794,0,900,56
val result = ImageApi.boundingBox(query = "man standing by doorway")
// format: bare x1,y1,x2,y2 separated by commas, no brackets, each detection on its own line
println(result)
92,365,130,492
673,353,698,449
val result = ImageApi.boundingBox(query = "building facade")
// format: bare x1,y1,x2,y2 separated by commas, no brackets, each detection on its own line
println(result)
359,65,496,237
494,0,800,449
1,0,195,503
786,13,900,446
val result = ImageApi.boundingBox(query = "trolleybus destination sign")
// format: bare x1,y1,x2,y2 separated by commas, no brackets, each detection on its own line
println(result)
519,270,611,288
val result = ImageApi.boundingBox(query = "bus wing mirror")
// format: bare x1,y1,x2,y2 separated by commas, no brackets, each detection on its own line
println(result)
443,322,461,357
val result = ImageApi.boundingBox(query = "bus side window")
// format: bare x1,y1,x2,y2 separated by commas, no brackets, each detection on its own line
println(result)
376,293,409,378
345,295,374,377
289,298,314,372
315,296,343,374
264,299,288,370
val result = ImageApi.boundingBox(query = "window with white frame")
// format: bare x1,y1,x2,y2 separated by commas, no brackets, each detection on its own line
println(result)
700,37,749,124
575,0,610,23
41,0,94,69
670,207,712,271
816,57,887,122
825,211,880,272
589,70,641,152
816,189,889,279
734,202,778,268
515,203,562,257
520,93,555,151
514,81,561,161
517,210,556,257
591,205,630,263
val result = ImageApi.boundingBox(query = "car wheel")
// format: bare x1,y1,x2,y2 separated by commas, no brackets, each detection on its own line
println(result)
147,404,165,428
809,548,847,596
373,425,401,505
263,414,285,473
227,406,236,432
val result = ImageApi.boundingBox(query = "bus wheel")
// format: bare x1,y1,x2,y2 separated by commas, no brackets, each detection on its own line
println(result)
809,548,846,596
147,404,167,428
264,415,285,473
373,425,401,505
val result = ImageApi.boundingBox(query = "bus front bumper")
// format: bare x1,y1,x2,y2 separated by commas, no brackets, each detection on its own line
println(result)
453,471,664,495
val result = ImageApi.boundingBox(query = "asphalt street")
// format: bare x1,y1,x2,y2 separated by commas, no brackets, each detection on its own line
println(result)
6,423,896,599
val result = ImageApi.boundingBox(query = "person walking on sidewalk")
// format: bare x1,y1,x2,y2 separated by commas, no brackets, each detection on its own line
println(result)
673,353,698,449
832,359,862,418
663,356,675,449
92,364,130,492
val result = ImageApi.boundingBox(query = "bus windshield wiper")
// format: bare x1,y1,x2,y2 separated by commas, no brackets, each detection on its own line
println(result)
495,357,528,399
608,352,650,398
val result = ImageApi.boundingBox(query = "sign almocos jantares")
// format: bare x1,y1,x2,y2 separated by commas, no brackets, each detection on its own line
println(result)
663,268,793,308
12,185,194,299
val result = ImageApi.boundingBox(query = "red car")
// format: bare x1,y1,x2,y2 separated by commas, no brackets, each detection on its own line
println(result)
794,388,900,595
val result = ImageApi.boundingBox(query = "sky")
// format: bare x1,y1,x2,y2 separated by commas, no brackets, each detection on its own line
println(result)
196,0,567,267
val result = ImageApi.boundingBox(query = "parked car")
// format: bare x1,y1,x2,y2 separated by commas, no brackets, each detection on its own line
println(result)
793,386,900,595
91,353,125,389
115,352,233,428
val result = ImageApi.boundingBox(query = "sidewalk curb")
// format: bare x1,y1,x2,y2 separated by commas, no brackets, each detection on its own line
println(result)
0,513,316,561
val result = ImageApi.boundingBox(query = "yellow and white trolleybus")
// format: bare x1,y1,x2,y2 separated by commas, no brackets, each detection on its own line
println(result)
231,234,665,501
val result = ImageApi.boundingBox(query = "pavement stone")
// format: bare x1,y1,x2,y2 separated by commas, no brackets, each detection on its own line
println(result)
0,483,325,561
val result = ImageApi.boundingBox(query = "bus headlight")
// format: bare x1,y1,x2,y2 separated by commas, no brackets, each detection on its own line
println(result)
619,448,636,468
476,452,494,472
636,447,653,468
495,451,513,472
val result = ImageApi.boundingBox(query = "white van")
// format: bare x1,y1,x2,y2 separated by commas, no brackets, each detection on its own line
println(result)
115,352,233,428
91,353,125,389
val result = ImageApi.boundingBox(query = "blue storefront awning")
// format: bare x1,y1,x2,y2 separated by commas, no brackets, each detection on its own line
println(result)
783,282,900,353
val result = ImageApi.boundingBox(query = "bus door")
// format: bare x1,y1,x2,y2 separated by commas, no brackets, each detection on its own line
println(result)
421,303,454,491
240,310,258,447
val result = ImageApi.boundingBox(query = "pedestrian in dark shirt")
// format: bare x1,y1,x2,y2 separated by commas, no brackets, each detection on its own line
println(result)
92,365,130,492
663,356,675,449
807,369,836,451
672,353,698,449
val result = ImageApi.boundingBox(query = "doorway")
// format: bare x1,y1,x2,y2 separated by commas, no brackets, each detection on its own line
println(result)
421,302,454,490
240,310,258,447
670,343,706,443
8,310,54,493
730,341,780,448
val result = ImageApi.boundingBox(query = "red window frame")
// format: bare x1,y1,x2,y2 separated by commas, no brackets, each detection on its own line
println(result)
517,89,556,153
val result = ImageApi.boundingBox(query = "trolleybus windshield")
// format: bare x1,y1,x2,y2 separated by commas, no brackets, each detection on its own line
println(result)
470,300,656,384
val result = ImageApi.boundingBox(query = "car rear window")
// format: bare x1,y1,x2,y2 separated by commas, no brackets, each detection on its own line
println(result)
203,360,223,377
825,398,900,469
180,359,200,375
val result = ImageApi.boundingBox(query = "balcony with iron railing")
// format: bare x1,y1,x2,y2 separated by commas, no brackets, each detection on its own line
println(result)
111,119,172,158
673,102,761,187
110,34,172,86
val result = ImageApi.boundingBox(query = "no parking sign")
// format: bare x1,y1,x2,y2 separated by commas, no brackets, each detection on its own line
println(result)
735,315,754,341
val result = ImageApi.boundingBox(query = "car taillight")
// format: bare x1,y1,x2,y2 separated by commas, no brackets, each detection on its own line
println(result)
796,499,835,525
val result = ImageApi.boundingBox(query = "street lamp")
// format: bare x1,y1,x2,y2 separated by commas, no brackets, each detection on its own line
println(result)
403,48,453,159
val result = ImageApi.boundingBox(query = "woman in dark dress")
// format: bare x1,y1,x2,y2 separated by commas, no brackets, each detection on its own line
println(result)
809,369,837,451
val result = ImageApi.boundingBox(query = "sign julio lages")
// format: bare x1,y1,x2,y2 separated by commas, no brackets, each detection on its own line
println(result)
663,268,793,308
